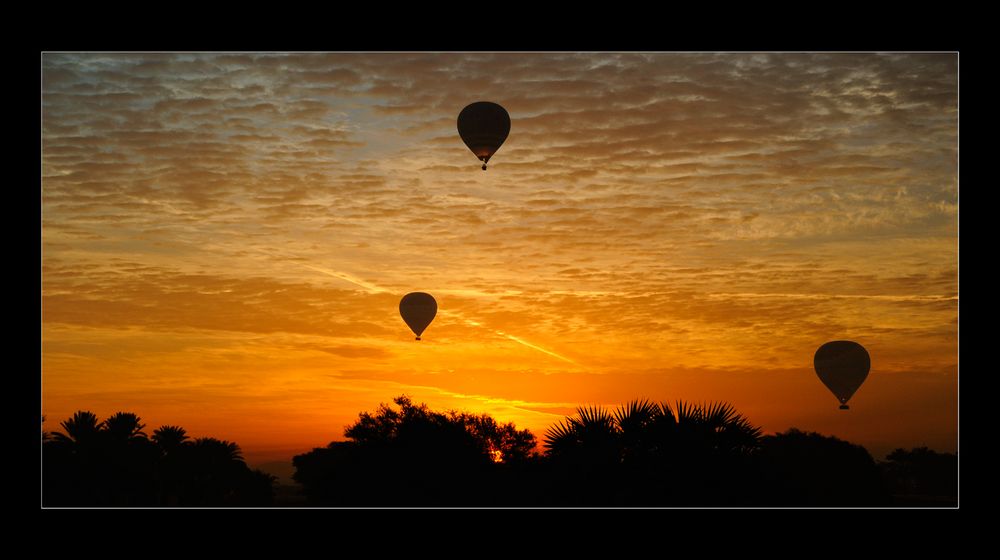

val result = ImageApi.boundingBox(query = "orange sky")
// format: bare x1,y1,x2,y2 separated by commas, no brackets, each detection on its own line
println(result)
41,52,958,467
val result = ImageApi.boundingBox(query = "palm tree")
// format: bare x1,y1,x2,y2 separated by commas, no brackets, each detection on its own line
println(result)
693,401,762,455
545,405,619,468
613,399,661,435
185,438,247,505
45,411,106,505
543,399,763,505
151,425,190,455
612,399,663,461
103,412,148,444
44,411,273,506
191,438,244,465
50,410,102,447
95,412,156,505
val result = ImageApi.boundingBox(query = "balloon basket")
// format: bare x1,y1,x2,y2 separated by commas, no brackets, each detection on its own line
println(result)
839,405,850,410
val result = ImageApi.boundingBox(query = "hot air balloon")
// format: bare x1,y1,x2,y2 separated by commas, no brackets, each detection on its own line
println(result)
457,101,510,171
814,341,871,410
399,292,437,341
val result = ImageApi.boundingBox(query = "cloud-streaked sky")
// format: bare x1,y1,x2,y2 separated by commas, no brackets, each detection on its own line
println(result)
42,52,957,465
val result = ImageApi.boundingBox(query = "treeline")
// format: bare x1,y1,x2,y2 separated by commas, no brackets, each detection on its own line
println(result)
292,396,957,507
43,412,275,506
43,398,957,507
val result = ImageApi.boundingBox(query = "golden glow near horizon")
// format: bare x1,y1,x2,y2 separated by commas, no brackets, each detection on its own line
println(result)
42,53,957,465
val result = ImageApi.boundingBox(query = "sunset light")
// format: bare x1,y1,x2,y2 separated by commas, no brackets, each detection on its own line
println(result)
42,53,957,497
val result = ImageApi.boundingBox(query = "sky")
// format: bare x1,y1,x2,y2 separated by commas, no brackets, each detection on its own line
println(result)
41,52,958,467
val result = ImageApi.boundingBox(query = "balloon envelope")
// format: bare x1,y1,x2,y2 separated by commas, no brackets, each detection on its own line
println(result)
399,292,437,340
457,101,510,169
814,341,870,409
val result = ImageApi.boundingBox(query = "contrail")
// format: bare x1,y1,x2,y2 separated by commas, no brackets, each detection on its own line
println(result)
300,264,388,294
497,332,578,364
294,260,578,365
440,310,578,365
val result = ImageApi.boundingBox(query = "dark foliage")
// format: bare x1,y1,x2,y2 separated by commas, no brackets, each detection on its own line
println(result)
294,397,904,507
880,447,957,505
44,398,945,507
540,399,764,505
43,411,275,506
293,395,538,506
756,428,891,506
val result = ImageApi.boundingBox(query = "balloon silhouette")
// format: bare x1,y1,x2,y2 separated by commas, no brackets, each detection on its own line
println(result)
399,292,437,341
457,101,510,171
814,341,871,410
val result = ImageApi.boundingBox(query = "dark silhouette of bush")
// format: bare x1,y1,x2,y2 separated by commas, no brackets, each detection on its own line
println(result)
756,428,890,506
43,411,275,506
880,447,957,505
293,395,538,506
541,399,764,506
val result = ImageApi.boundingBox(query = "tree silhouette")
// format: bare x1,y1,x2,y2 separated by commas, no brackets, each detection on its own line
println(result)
50,410,101,447
464,411,537,465
151,425,191,505
43,411,274,506
152,425,190,455
191,438,244,463
46,410,107,504
103,412,148,443
756,428,890,506
542,399,763,505
293,395,537,506
96,413,158,505
880,447,957,504
44,399,947,507
176,438,274,506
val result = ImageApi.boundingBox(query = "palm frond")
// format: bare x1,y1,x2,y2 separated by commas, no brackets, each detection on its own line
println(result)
49,432,75,445
576,405,615,430
192,437,245,463
104,411,148,440
541,397,762,463
657,402,676,423
543,418,582,454
702,402,737,429
152,425,190,451
674,400,702,424
614,399,659,429
57,410,101,443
